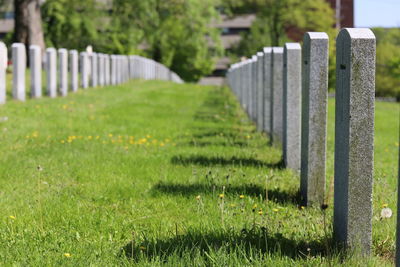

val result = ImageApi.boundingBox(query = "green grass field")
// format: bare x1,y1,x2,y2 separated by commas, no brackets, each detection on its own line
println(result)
0,80,398,266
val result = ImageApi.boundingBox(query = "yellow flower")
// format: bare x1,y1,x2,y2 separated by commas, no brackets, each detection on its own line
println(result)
382,203,389,208
196,195,201,200
300,206,305,210
252,204,257,209
61,140,65,144
160,143,165,147
9,215,16,220
96,136,100,140
219,194,224,199
146,135,151,138
63,253,71,258
239,195,245,199
273,208,279,212
230,204,236,207
246,135,251,139
108,134,113,138
88,136,93,140
258,210,263,215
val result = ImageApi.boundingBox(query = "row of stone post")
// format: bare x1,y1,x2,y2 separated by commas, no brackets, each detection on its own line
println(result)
0,43,183,103
227,28,377,256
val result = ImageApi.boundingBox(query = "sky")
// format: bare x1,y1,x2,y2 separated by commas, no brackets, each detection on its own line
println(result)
355,0,400,28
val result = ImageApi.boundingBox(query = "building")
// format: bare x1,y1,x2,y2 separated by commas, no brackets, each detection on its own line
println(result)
202,0,354,84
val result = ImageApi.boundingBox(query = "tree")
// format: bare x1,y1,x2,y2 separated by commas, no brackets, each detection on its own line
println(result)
373,28,400,99
13,0,45,51
41,0,101,50
111,0,223,82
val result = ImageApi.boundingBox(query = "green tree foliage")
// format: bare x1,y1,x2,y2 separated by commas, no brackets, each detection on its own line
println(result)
111,0,223,82
226,0,336,88
41,0,103,50
41,0,222,82
373,28,400,99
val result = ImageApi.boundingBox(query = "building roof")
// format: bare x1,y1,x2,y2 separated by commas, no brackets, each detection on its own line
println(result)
0,19,14,33
220,35,242,49
212,14,256,29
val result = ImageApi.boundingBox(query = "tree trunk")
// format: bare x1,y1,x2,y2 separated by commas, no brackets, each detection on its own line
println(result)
13,0,45,52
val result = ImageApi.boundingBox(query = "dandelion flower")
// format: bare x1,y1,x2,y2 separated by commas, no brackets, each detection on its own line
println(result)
381,207,392,219
239,195,245,199
63,253,71,258
61,140,65,144
108,134,113,138
382,203,388,208
9,215,16,220
219,194,224,199
273,208,279,212
196,195,201,200
300,206,305,210
258,210,263,215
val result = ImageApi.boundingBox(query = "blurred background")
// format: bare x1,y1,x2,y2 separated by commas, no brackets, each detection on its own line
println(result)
0,0,398,99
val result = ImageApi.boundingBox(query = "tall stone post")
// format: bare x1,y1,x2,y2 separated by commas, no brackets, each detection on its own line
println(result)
12,43,26,101
251,55,258,123
283,43,302,171
29,45,42,98
91,52,98,87
0,42,6,104
333,28,376,255
80,52,89,89
46,48,57,98
300,32,329,206
70,50,78,92
58,48,68,96
256,51,264,131
271,47,284,145
263,47,272,135
111,55,116,85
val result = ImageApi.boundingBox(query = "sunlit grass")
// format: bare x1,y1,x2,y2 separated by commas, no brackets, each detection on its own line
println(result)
0,80,398,266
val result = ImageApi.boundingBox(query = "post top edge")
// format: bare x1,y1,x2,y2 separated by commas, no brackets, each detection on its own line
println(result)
338,28,375,40
284,43,301,49
272,47,284,53
305,32,329,39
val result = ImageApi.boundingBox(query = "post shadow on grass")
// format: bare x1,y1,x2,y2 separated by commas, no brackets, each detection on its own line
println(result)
171,155,284,169
152,182,300,205
121,226,335,262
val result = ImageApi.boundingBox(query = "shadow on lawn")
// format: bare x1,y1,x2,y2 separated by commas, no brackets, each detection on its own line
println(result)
171,155,284,169
121,226,333,262
152,182,300,205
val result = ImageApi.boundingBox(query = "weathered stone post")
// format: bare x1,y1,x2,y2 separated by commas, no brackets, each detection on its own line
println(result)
111,55,116,85
105,55,110,85
300,32,329,206
98,54,105,86
256,51,264,131
58,48,68,96
263,47,272,135
80,52,89,89
271,47,284,145
283,43,301,171
29,45,42,98
397,145,400,266
0,42,6,104
46,48,57,97
251,55,258,122
69,50,78,92
333,28,376,255
12,43,26,101
91,52,98,87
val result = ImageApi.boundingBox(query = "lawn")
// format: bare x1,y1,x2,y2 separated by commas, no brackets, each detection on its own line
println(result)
0,80,398,266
